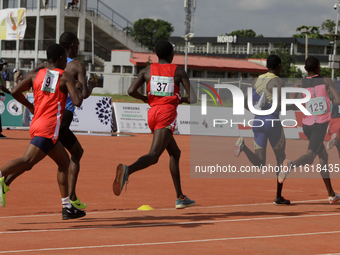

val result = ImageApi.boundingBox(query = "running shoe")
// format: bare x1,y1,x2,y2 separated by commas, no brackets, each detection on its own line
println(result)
70,197,87,209
175,196,196,209
278,159,292,184
327,133,338,150
113,164,129,196
273,197,291,205
62,205,86,220
0,134,7,139
0,177,9,208
233,137,244,157
329,192,340,204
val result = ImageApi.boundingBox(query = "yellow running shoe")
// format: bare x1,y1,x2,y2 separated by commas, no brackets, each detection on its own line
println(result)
70,197,87,209
0,177,9,208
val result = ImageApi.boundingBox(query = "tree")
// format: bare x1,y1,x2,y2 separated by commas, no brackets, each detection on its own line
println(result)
226,29,263,38
273,44,296,78
125,18,174,50
251,44,298,78
321,19,337,34
292,25,325,39
251,52,270,59
288,66,303,79
319,67,340,78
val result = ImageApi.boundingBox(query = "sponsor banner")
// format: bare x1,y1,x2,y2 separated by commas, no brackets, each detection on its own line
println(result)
25,93,113,132
112,102,151,133
178,105,240,137
71,96,113,132
0,8,27,40
111,103,316,140
0,94,23,127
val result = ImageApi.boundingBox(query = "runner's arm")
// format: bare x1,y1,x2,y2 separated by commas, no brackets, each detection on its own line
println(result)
128,68,148,103
62,72,83,107
178,67,197,104
65,61,97,99
30,62,47,74
11,74,34,114
325,77,340,105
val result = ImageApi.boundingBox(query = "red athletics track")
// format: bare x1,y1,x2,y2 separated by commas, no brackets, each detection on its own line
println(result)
1,130,340,254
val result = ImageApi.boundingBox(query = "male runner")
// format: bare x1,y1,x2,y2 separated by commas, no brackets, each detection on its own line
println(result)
58,32,96,209
113,40,197,209
278,56,340,203
0,44,85,219
233,55,290,205
1,32,96,210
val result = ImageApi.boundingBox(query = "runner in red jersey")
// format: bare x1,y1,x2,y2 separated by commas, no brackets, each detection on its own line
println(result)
147,62,181,133
1,32,95,210
0,44,85,220
113,41,198,209
29,67,68,142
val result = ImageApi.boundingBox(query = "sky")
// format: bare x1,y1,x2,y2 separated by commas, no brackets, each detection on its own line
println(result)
94,0,340,38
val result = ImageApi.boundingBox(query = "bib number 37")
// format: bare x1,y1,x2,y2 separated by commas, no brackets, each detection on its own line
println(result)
150,75,174,96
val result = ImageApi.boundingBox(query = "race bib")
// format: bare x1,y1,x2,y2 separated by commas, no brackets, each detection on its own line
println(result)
306,97,327,115
41,69,59,93
150,75,175,96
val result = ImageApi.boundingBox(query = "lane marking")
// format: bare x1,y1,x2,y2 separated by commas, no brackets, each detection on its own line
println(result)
0,199,328,219
1,211,340,235
1,230,340,253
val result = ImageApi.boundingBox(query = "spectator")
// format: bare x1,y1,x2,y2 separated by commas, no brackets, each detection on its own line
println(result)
13,68,19,87
1,70,10,89
0,59,12,139
67,0,79,9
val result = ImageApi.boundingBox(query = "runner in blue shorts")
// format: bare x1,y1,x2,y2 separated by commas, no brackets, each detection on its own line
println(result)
233,55,289,205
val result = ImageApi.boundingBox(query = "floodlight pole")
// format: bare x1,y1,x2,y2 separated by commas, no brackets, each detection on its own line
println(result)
183,33,194,73
332,1,340,80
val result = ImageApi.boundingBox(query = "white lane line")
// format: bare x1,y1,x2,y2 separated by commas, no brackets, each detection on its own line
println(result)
1,230,340,253
0,199,328,219
1,211,340,235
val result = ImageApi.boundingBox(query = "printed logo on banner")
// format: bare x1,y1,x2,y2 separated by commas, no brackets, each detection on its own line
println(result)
95,97,113,132
7,100,22,116
0,101,5,114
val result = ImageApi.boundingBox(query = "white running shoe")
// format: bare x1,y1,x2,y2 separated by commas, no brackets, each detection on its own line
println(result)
278,159,292,184
233,137,244,157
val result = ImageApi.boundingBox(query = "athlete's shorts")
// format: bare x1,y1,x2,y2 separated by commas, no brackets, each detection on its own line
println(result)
59,109,77,151
328,118,340,138
303,122,328,154
252,114,285,150
148,104,177,133
30,136,56,155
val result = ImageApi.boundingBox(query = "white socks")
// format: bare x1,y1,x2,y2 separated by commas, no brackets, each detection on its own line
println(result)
62,196,72,208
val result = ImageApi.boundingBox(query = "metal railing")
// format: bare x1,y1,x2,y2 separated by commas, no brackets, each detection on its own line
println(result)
86,0,134,31
82,39,111,61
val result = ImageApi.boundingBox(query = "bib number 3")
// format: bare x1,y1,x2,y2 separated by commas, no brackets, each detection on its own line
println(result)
41,69,59,93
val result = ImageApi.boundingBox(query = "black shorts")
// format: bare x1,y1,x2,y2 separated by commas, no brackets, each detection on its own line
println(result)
303,122,328,154
59,109,77,151
30,136,56,155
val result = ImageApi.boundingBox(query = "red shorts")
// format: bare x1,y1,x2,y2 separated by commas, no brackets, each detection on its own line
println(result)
148,104,177,133
328,118,340,137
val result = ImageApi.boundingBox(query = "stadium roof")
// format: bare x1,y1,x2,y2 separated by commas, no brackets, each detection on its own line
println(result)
129,52,268,73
